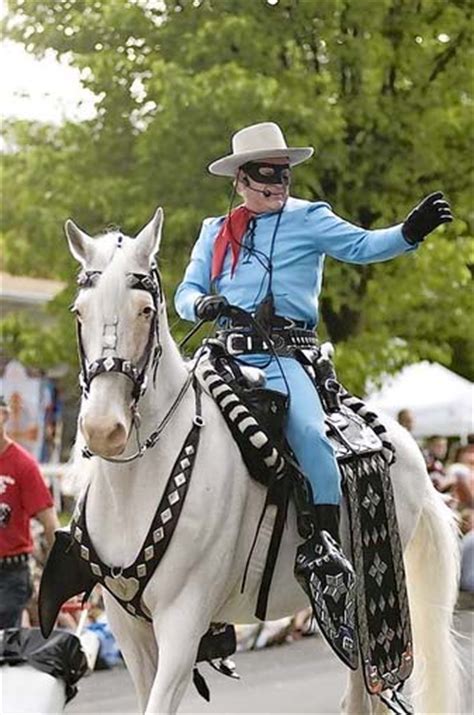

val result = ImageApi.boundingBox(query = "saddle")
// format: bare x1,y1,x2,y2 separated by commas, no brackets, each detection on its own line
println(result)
198,340,413,700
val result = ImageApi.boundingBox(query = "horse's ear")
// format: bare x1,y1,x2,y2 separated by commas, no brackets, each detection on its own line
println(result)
135,207,163,266
64,219,94,266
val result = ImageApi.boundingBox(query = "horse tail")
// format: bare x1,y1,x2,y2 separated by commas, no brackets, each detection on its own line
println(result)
404,483,461,714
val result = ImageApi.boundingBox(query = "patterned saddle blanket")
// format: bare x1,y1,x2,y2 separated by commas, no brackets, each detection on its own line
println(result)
196,342,413,699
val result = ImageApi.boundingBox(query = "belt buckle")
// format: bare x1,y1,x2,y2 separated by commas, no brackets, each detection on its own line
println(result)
226,333,244,356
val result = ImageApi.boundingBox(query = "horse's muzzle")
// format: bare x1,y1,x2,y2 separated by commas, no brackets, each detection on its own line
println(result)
80,414,129,457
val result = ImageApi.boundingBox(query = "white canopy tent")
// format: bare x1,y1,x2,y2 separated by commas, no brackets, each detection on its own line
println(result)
365,361,474,439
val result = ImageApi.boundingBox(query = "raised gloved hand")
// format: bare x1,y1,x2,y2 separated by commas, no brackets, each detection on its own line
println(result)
402,191,453,244
195,294,229,321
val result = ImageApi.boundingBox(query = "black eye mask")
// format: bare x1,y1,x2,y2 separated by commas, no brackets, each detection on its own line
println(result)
241,161,291,185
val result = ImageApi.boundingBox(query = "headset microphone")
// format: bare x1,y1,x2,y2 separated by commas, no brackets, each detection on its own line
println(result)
251,185,280,198
241,173,283,198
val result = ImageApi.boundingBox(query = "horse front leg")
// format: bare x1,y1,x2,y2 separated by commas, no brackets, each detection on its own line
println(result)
145,598,210,715
103,592,159,713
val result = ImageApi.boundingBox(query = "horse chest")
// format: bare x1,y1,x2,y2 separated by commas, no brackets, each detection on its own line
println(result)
71,419,202,621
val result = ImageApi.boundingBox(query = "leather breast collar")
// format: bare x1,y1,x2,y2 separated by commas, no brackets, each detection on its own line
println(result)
70,382,203,621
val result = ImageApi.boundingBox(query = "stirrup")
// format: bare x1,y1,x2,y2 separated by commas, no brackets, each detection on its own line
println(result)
294,529,358,670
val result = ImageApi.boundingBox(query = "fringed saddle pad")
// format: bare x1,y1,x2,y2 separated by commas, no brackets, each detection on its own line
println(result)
328,396,414,695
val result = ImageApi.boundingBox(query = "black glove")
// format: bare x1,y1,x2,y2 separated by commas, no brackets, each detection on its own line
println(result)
195,294,229,321
402,191,453,244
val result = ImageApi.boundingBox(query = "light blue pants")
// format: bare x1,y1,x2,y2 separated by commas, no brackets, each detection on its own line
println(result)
241,355,341,505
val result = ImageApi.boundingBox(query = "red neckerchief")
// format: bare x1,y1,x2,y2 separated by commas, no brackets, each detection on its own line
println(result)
211,205,254,281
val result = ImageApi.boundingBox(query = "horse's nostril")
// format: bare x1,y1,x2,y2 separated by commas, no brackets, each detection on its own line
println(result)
108,423,127,446
81,415,128,456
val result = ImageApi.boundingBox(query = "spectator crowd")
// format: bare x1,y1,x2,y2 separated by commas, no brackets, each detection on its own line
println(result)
397,409,474,595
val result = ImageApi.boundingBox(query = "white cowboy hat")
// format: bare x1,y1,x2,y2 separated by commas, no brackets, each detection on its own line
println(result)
208,122,314,177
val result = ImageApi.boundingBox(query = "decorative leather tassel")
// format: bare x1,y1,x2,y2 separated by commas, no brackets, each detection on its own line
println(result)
192,666,210,702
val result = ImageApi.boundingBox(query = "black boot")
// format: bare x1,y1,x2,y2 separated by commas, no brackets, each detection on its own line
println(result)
310,504,341,541
294,504,358,670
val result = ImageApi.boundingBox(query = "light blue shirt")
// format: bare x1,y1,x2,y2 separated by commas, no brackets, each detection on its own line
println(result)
175,197,416,327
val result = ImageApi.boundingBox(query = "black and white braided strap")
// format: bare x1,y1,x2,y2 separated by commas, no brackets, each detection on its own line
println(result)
196,363,286,478
340,390,396,465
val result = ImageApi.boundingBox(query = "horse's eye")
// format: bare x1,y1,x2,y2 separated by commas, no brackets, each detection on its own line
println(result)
141,306,154,317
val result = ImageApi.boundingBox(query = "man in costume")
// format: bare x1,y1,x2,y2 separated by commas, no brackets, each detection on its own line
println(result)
174,122,452,631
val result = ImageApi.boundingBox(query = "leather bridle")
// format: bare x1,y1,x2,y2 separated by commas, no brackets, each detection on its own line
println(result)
76,267,163,407
74,264,196,463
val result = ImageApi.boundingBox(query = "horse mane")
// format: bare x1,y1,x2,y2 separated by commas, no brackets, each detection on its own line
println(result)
66,432,95,498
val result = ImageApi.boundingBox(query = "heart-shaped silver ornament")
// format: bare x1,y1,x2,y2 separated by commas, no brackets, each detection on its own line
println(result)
104,574,139,601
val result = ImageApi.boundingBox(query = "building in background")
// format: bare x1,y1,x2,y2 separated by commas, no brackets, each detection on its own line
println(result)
1,272,66,462
1,272,65,323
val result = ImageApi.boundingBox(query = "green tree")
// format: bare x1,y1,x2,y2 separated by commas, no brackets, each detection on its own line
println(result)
2,0,473,392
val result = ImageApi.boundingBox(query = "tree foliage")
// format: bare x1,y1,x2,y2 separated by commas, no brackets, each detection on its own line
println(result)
2,0,473,393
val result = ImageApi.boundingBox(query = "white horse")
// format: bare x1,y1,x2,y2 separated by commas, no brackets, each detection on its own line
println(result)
65,208,460,715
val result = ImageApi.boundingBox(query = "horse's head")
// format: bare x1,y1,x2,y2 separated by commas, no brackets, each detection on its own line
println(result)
66,209,164,458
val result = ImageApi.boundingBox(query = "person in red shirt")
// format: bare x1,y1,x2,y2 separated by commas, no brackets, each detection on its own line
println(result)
0,396,59,629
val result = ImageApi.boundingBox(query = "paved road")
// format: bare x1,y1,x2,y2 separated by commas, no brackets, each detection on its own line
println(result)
67,611,472,715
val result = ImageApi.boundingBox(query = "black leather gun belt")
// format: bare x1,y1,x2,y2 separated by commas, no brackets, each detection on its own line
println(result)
216,328,319,357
